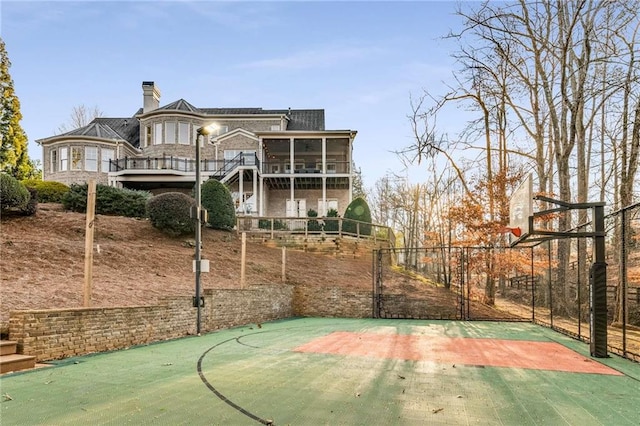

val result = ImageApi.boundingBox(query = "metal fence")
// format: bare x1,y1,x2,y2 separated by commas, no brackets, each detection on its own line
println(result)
372,201,640,363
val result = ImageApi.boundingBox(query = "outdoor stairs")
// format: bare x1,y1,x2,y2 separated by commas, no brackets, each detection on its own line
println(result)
0,340,36,374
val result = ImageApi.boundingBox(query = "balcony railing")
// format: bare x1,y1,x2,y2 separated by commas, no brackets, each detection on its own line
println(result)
109,153,259,176
261,160,350,174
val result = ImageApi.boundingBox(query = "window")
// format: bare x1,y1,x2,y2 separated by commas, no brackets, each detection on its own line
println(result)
178,122,190,144
318,199,338,216
145,126,152,146
285,160,304,173
101,148,114,172
71,147,82,170
316,159,336,173
286,199,306,217
154,123,162,145
165,122,176,144
85,147,98,171
60,147,68,171
215,125,229,136
224,150,242,161
270,164,280,173
50,149,58,173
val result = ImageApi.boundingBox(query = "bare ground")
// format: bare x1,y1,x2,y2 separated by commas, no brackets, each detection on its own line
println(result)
0,204,510,333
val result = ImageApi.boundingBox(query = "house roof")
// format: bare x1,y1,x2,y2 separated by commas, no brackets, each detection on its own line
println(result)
38,99,328,148
156,99,199,113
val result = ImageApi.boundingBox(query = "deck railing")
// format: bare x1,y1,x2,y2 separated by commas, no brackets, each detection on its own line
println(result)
236,216,394,246
109,153,259,176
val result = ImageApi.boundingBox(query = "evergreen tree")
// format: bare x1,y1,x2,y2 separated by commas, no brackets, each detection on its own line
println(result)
0,37,33,179
343,196,372,235
200,179,236,230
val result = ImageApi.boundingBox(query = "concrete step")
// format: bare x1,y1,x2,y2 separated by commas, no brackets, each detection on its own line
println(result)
0,340,17,356
0,354,36,374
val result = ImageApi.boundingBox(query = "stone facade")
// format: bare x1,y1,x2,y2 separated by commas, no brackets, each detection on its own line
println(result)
36,81,356,216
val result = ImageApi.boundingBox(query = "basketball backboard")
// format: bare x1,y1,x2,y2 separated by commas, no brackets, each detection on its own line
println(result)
509,173,533,244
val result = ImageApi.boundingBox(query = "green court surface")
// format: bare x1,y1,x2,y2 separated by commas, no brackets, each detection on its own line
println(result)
1,318,639,425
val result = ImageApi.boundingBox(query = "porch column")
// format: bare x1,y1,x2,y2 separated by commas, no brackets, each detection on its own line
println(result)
322,177,327,216
290,177,295,217
252,169,258,214
322,137,326,173
239,168,244,213
259,176,264,216
289,137,295,174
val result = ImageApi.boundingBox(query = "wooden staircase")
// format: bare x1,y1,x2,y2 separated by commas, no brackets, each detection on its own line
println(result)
0,340,36,374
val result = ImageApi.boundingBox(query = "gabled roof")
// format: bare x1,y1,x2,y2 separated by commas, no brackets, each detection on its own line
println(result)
155,99,198,113
38,96,329,148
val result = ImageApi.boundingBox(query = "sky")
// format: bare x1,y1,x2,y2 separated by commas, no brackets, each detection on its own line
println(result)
1,0,470,189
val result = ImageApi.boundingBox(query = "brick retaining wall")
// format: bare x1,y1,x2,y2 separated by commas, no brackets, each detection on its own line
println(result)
9,286,294,362
293,286,372,318
8,284,380,362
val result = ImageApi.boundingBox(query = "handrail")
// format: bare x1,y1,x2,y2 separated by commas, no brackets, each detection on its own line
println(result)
236,216,393,244
109,153,260,176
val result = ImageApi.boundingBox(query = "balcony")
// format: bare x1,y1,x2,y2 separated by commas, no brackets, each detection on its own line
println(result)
109,153,259,178
261,160,350,175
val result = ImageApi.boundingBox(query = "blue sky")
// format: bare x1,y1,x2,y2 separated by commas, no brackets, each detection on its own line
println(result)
2,0,468,188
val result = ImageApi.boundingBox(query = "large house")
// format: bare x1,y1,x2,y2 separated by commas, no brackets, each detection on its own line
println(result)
37,82,357,217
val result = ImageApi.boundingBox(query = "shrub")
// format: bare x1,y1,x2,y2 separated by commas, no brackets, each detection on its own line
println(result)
343,197,372,236
21,187,38,216
1,173,30,212
62,184,151,217
324,208,340,232
147,192,196,236
307,208,322,231
21,179,69,203
200,179,236,230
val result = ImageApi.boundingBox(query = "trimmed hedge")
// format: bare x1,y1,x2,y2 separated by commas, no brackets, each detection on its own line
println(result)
62,184,151,217
21,179,69,203
1,173,30,212
343,197,372,236
200,179,236,230
147,192,196,236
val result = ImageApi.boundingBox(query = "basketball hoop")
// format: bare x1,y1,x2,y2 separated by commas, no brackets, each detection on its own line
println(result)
500,227,522,238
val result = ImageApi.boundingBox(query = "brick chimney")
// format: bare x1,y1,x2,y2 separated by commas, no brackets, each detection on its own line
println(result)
142,81,161,113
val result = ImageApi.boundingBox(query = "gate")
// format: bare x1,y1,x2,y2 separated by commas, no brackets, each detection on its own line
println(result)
373,246,535,321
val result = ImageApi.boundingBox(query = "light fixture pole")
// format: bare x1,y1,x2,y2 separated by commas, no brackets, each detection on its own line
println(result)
194,124,217,335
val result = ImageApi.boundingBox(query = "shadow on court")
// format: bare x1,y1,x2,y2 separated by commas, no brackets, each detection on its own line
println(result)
1,318,639,425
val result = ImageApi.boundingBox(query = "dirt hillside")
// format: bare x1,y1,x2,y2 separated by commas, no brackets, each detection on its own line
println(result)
1,204,517,334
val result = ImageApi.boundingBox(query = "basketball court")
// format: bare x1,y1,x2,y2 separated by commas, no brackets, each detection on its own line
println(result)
2,317,639,425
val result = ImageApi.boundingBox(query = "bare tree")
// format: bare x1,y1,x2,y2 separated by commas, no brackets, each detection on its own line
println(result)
57,104,103,134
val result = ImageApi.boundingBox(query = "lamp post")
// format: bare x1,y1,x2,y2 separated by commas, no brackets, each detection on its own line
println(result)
194,123,217,335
